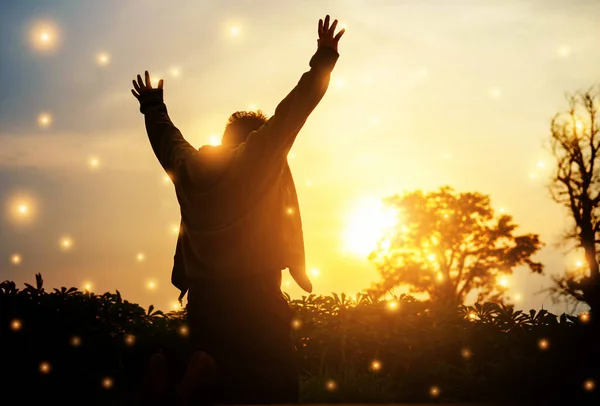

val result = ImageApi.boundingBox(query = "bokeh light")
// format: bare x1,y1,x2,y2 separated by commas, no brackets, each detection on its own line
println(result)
538,338,549,350
70,335,81,347
370,360,382,371
96,52,110,66
10,319,22,331
37,112,52,128
5,193,38,226
11,253,22,265
124,334,136,346
102,377,114,389
28,20,61,53
59,236,73,251
137,253,145,262
39,361,51,374
583,379,595,392
326,380,337,391
89,156,100,169
430,386,441,398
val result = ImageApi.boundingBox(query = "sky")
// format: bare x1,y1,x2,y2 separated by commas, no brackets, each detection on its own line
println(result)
1,0,599,314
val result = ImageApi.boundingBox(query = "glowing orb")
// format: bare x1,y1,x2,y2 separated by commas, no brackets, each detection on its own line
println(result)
171,224,180,234
89,156,100,169
70,336,81,347
514,293,522,301
583,379,595,392
498,277,508,287
11,319,22,331
249,104,256,110
170,67,181,77
289,152,295,159
39,361,51,374
499,207,506,213
284,280,291,286
286,208,294,214
326,380,337,391
230,26,240,36
576,260,583,267
137,253,145,262
370,360,381,371
124,334,135,346
558,46,569,57
292,319,302,329
97,52,110,66
208,134,221,146
146,280,157,290
163,174,171,183
387,300,399,310
538,338,549,350
28,20,61,53
102,377,113,389
6,193,38,225
430,386,441,397
461,347,472,359
60,236,73,251
343,197,399,257
310,268,320,277
576,120,584,130
179,325,189,336
83,282,92,292
306,180,312,186
38,113,52,128
335,78,344,88
579,313,590,323
11,254,22,265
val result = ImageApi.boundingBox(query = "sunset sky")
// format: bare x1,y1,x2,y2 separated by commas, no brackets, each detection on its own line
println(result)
1,0,599,314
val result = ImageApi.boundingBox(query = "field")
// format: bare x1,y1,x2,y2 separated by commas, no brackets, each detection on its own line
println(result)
1,274,598,405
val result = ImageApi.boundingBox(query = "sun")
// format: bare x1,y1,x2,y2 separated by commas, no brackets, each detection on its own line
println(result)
343,197,399,257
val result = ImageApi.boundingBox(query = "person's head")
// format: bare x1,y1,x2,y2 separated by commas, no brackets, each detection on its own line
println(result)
221,110,269,146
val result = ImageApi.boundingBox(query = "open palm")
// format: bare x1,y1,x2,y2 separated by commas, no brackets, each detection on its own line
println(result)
131,70,163,100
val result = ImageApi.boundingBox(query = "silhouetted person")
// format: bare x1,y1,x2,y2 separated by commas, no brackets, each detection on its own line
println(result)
132,14,344,405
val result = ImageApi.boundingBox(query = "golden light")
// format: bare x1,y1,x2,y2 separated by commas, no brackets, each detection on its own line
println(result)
430,386,441,398
208,134,221,146
469,312,477,320
39,361,51,374
10,319,22,331
171,301,182,310
583,379,595,392
59,236,73,251
558,46,569,57
335,78,344,88
89,156,100,169
306,180,312,186
538,338,549,350
137,253,145,262
286,207,294,214
370,116,379,124
29,20,61,53
11,254,22,265
249,104,257,110
370,360,382,371
387,300,399,310
146,280,157,290
443,152,451,159
498,277,509,287
102,377,114,389
292,319,302,329
326,380,337,391
97,52,110,66
171,224,180,235
310,268,320,277
427,253,436,261
170,67,181,77
230,26,240,36
576,260,583,267
436,273,444,281
151,75,162,87
289,152,295,159
179,325,189,336
70,336,81,347
499,207,506,213
579,312,590,323
576,120,584,130
284,280,291,287
124,334,136,346
461,347,472,359
6,193,38,225
514,293,522,302
343,197,399,257
419,68,428,77
491,88,501,98
530,173,536,179
38,112,52,128
83,282,92,292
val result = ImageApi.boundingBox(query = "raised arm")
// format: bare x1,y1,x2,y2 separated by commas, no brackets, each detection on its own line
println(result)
229,16,345,182
132,72,228,188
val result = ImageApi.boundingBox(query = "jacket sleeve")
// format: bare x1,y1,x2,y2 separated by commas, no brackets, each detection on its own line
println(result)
140,91,225,188
229,46,339,183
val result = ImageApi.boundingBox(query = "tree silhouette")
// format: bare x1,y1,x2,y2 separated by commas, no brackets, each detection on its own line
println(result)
547,86,600,315
367,186,543,306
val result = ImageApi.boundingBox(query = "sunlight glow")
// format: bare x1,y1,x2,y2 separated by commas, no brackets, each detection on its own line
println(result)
387,300,399,310
146,280,157,290
83,282,92,292
89,156,100,169
491,88,501,98
170,67,181,77
137,253,145,262
59,236,73,251
230,26,240,36
343,197,399,257
310,268,320,277
208,134,221,146
558,46,569,57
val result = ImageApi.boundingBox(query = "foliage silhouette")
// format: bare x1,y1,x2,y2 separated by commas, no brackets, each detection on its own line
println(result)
1,273,598,405
367,186,543,306
547,86,600,317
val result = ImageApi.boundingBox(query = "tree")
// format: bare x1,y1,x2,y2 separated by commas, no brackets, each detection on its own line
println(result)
367,186,543,306
547,86,600,315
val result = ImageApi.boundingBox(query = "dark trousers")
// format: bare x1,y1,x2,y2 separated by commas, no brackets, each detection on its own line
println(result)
185,276,299,404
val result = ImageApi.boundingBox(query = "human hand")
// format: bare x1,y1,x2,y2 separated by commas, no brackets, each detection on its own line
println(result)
317,15,345,53
131,70,163,100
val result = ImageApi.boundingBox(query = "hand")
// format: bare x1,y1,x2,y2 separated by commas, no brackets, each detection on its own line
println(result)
131,70,163,100
317,15,345,53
